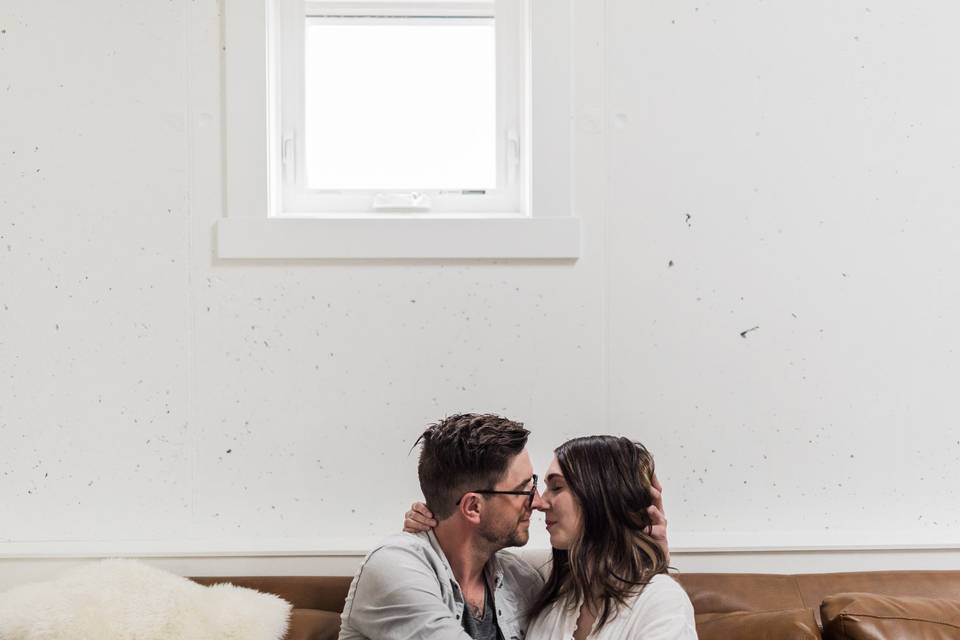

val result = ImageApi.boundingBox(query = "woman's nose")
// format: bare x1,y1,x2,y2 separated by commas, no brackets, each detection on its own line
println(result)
531,489,547,511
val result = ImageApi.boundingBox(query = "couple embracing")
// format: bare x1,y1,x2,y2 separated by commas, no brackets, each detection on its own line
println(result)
338,413,698,640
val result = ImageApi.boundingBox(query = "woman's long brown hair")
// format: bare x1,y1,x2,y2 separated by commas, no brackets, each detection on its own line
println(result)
528,436,669,630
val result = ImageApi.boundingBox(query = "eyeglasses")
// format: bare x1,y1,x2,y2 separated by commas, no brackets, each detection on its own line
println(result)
456,474,539,508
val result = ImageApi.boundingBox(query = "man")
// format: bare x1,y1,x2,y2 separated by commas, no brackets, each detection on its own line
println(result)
338,413,543,640
338,413,668,640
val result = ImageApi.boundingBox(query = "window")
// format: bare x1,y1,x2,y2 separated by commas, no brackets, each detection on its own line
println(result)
220,0,579,259
281,1,526,215
304,17,498,192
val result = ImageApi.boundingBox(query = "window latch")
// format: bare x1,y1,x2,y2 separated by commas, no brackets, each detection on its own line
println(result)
507,128,520,185
282,136,296,181
372,192,432,212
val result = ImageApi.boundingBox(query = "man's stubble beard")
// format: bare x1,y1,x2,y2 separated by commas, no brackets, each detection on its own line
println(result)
478,511,530,551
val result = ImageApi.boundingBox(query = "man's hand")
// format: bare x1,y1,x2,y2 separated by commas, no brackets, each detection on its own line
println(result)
403,502,437,533
648,473,670,564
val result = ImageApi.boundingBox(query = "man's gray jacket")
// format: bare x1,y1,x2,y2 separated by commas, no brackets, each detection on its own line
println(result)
337,531,545,640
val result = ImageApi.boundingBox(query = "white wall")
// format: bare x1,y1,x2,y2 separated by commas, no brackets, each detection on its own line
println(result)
1,0,959,583
604,0,960,549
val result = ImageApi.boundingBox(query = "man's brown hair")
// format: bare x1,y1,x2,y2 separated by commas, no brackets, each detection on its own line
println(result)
416,413,529,520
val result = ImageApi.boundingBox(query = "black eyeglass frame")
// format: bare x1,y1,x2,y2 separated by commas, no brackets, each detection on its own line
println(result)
455,474,539,507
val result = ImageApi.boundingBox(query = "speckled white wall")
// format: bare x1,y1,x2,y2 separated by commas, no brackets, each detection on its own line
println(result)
604,0,960,547
1,1,197,543
0,0,603,552
1,0,959,563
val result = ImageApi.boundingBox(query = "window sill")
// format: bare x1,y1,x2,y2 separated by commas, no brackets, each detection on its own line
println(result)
216,216,580,260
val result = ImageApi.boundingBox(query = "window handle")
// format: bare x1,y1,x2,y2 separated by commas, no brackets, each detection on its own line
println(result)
507,128,520,185
282,136,296,182
372,192,432,212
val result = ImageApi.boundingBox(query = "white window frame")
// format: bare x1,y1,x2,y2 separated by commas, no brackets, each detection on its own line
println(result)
285,2,523,215
219,0,579,259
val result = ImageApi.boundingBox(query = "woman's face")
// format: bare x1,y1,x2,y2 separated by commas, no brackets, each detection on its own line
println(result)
540,455,582,550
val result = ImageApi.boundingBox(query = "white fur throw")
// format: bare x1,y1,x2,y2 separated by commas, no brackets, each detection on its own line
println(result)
0,559,291,640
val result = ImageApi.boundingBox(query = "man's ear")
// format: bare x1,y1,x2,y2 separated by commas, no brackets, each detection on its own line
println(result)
459,493,483,525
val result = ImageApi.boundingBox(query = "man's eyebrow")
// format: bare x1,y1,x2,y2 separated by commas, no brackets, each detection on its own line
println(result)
511,476,534,490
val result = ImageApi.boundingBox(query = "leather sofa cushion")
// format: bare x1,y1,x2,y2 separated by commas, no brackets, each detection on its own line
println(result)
675,573,807,613
696,608,822,640
821,592,960,640
286,609,342,640
798,571,960,626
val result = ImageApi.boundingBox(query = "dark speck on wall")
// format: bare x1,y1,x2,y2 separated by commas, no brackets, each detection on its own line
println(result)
685,213,692,227
226,449,232,454
740,325,759,338
668,260,674,268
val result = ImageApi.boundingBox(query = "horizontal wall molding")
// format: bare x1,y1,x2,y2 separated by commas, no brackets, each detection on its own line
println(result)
1,547,959,591
671,530,960,553
0,538,379,559
5,531,960,559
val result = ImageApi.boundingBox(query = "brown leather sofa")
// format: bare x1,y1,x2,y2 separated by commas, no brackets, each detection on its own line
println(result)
193,570,960,639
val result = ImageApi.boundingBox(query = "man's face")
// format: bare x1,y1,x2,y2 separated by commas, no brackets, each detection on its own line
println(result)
477,449,538,549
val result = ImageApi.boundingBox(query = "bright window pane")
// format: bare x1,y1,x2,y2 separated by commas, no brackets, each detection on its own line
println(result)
305,20,497,190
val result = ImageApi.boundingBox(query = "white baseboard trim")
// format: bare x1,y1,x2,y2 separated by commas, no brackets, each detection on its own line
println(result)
1,544,959,592
4,530,959,560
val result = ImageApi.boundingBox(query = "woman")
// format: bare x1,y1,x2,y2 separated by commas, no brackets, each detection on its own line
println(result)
406,436,698,639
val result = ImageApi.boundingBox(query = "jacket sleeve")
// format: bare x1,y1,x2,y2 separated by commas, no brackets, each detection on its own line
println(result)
342,545,475,640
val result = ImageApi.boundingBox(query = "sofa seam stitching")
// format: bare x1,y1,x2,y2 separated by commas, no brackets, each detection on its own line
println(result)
839,612,960,630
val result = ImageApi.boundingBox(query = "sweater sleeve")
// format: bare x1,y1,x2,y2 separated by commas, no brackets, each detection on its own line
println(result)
625,575,699,640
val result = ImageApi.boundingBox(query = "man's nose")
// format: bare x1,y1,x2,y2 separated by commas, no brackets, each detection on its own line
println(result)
530,488,546,511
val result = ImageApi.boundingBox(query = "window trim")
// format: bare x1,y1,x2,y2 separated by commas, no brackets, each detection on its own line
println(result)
219,0,579,260
284,8,522,214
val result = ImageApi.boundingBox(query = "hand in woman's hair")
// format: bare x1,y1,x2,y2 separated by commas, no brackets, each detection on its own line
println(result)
403,502,437,533
647,473,670,564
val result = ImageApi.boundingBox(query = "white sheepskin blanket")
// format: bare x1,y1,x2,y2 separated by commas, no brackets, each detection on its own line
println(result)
0,559,291,640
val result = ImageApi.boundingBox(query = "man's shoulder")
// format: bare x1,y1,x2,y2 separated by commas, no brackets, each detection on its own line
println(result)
494,548,546,586
367,531,434,554
360,532,441,570
345,532,449,606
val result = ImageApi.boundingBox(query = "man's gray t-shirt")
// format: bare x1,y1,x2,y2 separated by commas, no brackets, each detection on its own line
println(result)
461,582,503,640
338,531,544,640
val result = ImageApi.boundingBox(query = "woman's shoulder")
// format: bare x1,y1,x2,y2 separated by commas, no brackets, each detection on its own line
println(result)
647,572,690,593
623,573,695,622
610,574,697,638
636,573,694,605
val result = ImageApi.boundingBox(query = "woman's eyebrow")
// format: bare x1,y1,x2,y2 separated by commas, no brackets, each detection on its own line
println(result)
545,473,563,482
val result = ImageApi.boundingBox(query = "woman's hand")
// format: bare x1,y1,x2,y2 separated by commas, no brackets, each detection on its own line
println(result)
648,474,670,564
403,501,438,533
